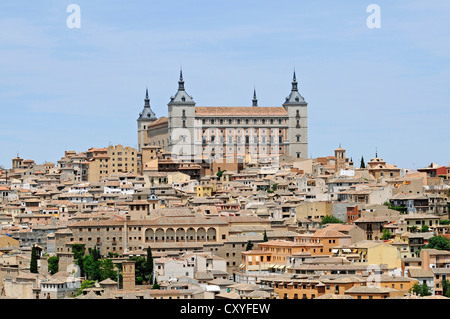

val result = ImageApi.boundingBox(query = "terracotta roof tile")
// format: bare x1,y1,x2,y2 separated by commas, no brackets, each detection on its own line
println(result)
195,106,288,116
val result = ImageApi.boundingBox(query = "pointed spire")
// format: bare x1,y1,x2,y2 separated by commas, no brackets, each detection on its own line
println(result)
144,87,150,108
252,86,258,107
178,67,185,91
169,68,195,105
138,86,157,120
291,69,298,92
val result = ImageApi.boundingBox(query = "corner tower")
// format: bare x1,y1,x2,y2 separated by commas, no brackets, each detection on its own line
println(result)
137,88,157,151
167,69,196,160
283,70,308,159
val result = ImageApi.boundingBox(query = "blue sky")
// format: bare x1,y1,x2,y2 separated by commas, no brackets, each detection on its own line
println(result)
0,1,449,169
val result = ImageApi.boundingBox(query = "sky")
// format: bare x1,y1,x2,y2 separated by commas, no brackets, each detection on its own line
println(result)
0,0,449,170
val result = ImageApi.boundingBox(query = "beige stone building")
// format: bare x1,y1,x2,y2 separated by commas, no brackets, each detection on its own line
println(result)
367,155,401,180
385,177,424,196
138,71,309,162
86,145,140,183
141,146,162,172
295,201,333,221
140,117,169,152
55,215,230,256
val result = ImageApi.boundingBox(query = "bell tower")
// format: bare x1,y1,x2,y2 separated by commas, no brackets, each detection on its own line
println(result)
122,260,136,291
334,146,346,174
137,88,157,152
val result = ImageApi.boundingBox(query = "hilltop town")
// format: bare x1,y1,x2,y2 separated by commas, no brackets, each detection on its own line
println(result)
1,145,449,300
0,75,449,300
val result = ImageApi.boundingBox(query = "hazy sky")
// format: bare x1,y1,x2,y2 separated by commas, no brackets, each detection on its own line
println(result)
0,1,449,169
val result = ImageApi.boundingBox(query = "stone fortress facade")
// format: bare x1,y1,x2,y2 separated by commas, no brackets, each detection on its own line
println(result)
138,70,308,163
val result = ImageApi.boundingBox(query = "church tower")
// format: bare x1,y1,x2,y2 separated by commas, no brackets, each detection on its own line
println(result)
283,70,308,159
122,260,136,291
167,69,196,160
334,146,346,174
137,88,157,152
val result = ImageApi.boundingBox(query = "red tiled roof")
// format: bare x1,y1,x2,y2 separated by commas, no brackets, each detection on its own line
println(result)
147,117,168,128
195,107,288,116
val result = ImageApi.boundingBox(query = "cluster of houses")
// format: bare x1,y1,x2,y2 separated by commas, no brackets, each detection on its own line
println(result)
0,146,449,299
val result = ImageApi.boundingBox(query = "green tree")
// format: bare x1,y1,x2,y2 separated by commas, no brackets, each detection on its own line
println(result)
48,256,59,275
263,230,268,242
321,215,344,225
381,229,392,240
30,245,38,273
442,279,450,298
144,246,154,283
72,244,86,277
409,282,431,297
245,240,253,251
360,156,365,169
83,248,102,281
82,255,99,281
439,220,450,225
216,170,226,178
99,258,117,281
129,256,147,285
420,225,429,233
75,279,95,297
267,183,278,194
72,244,85,261
88,247,101,262
152,277,160,289
408,225,418,233
424,236,450,251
